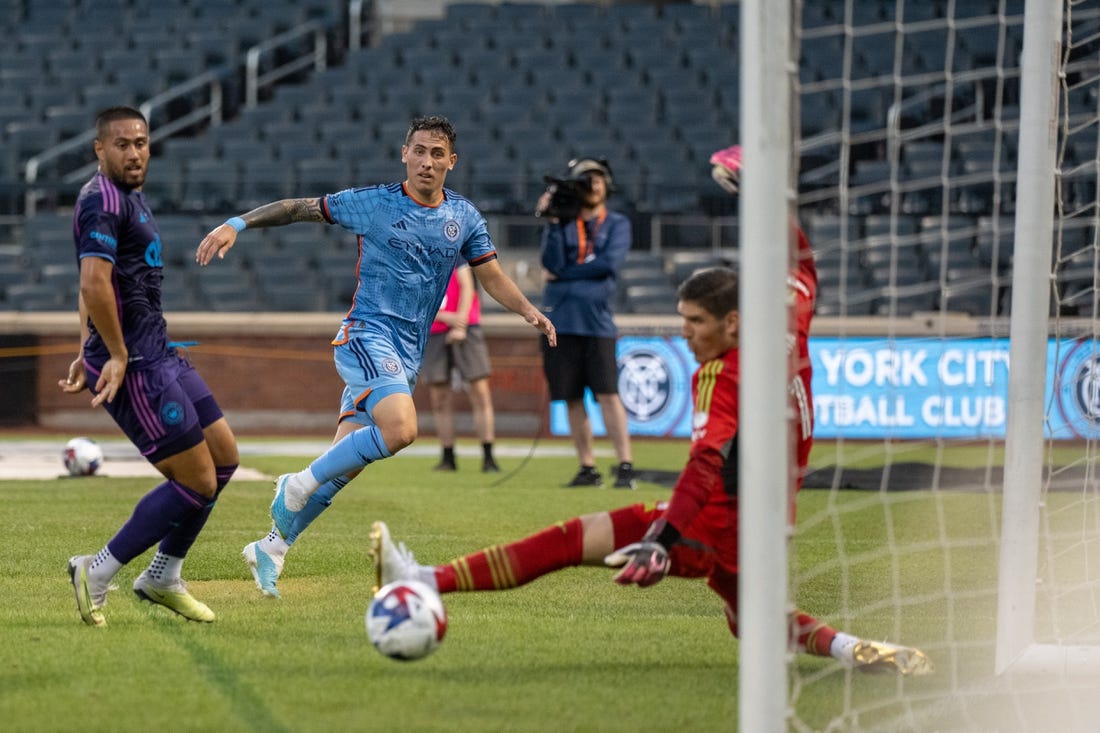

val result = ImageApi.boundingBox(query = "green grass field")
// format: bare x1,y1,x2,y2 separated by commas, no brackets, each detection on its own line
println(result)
2,438,1096,732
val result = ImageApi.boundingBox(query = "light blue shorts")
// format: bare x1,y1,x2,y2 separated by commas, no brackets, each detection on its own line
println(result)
331,322,417,426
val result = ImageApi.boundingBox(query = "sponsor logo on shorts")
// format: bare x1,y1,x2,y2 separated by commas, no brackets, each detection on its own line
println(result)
161,401,184,426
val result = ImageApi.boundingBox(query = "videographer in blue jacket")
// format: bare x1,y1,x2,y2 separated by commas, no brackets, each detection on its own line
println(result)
536,157,636,489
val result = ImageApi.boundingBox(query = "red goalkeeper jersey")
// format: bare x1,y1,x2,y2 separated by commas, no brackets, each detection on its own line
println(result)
664,225,817,539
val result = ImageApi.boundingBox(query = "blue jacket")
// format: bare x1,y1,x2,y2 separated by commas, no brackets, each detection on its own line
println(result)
539,208,632,337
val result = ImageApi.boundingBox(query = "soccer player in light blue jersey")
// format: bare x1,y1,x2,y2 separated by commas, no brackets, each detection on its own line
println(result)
196,115,556,597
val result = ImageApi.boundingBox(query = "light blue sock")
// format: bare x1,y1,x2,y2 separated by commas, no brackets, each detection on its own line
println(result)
285,475,351,545
308,425,392,485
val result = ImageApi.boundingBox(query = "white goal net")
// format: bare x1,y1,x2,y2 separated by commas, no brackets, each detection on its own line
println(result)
742,0,1100,729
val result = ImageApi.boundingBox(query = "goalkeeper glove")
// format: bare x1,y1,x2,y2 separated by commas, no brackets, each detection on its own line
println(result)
604,518,679,588
709,144,742,195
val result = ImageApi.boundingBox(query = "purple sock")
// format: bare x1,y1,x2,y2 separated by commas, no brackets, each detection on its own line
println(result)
159,464,238,558
107,479,209,564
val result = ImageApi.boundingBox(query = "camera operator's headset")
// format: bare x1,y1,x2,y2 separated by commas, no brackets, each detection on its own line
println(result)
567,156,615,192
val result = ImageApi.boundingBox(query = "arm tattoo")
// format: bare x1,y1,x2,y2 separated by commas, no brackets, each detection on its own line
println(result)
242,198,325,227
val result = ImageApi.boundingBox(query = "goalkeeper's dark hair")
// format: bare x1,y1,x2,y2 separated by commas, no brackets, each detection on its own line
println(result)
406,114,457,154
95,106,147,141
678,266,738,318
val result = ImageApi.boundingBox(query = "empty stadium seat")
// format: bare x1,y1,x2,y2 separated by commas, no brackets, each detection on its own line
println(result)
668,251,729,286
975,216,1015,268
625,284,679,315
2,0,1062,290
180,158,238,212
295,159,351,196
873,290,937,316
938,267,1004,315
239,160,293,209
902,28,950,75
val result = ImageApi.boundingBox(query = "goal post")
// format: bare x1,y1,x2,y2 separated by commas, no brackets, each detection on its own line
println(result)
994,0,1063,676
738,0,1100,727
737,1,795,731
996,0,1100,677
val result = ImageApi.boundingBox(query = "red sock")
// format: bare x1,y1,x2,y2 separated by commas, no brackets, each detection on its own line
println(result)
792,610,837,657
714,599,836,658
435,518,584,593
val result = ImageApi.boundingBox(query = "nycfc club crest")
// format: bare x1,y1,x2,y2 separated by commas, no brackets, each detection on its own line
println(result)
616,338,692,437
1055,339,1100,438
618,349,671,421
443,220,460,242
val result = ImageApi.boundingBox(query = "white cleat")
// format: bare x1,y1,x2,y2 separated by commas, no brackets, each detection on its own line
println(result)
851,640,933,676
242,538,285,598
369,521,424,593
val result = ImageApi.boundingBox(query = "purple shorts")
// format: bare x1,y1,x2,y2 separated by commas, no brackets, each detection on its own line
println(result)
85,354,223,464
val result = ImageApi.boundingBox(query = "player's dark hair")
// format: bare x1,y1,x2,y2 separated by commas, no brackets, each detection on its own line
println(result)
406,115,457,153
678,266,739,318
95,106,147,140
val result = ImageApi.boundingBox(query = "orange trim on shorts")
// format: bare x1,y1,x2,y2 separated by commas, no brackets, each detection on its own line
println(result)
353,388,372,412
332,323,350,346
335,389,373,424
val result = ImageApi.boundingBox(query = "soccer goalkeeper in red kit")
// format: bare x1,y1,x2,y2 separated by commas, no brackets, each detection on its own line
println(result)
370,145,932,676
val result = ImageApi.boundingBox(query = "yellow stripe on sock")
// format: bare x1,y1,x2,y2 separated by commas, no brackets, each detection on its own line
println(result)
485,545,512,589
452,558,473,591
802,621,828,655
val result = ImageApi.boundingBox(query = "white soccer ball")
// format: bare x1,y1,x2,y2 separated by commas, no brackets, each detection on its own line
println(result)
62,437,104,476
366,580,447,661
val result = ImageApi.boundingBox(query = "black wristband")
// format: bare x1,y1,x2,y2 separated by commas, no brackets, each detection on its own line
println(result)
644,518,681,550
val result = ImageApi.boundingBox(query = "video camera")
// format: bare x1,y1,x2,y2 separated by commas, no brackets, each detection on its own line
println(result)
539,174,591,220
537,157,614,220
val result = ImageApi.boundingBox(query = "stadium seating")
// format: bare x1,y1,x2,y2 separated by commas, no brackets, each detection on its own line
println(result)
3,0,1094,315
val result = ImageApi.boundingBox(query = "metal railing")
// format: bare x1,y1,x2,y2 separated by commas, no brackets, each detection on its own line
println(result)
348,0,377,52
22,71,225,216
245,20,327,109
22,14,329,215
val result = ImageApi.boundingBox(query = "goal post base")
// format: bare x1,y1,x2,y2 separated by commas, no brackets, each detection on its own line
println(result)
997,644,1100,677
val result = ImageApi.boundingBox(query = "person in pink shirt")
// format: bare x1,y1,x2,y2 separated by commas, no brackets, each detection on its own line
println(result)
424,264,499,472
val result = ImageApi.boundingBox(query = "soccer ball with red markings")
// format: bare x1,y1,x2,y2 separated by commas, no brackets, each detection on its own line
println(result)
62,437,104,476
366,580,447,661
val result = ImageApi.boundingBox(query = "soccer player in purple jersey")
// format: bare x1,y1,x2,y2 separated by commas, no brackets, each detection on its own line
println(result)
195,115,555,598
60,107,240,626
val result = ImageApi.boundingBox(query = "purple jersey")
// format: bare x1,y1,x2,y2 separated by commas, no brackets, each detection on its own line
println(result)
73,171,168,370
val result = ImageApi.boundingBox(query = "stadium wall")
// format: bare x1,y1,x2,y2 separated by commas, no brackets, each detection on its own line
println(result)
1,311,982,436
4,313,547,436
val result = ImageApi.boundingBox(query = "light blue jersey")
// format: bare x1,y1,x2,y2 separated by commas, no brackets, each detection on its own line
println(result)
321,182,498,375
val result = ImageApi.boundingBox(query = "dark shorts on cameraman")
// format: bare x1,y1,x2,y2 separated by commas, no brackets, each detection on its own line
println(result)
541,334,620,401
423,326,491,384
85,354,223,464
